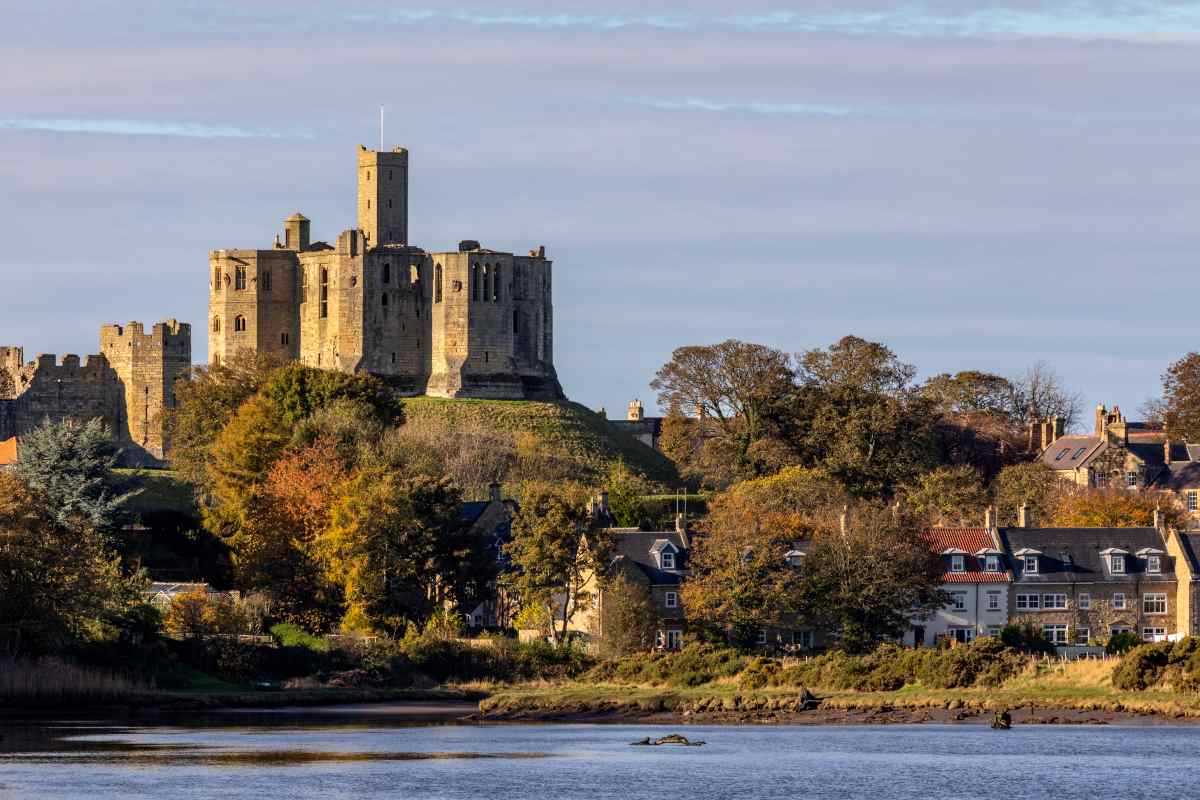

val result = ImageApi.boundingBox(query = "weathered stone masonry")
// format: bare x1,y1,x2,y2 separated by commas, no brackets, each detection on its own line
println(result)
208,145,562,400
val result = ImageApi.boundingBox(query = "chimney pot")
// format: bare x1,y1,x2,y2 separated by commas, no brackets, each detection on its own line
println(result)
1018,503,1031,528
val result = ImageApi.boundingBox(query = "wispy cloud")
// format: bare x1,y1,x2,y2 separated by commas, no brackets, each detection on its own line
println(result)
0,117,310,139
623,96,865,117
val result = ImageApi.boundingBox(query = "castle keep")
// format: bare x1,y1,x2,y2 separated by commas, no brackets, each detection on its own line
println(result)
0,321,192,465
208,146,563,399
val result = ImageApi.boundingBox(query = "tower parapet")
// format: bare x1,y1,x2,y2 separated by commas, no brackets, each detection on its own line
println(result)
357,145,409,248
100,319,192,462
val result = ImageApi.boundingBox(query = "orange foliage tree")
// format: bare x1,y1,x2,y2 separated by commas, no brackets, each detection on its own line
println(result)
1050,487,1183,529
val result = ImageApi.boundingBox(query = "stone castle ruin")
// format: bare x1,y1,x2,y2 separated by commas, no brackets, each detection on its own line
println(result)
0,321,191,465
208,145,563,399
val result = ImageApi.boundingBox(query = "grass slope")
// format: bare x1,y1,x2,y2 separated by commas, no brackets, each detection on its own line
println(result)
402,397,679,486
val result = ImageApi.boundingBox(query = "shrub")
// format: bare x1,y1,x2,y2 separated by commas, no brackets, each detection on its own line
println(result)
1112,643,1171,690
588,644,748,688
998,623,1056,655
270,623,331,652
1106,631,1143,656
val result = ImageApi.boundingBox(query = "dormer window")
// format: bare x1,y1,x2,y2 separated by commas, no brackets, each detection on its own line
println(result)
1148,555,1162,574
985,555,1000,572
950,554,965,573
661,551,675,570
1024,555,1038,574
785,550,805,569
1111,554,1126,574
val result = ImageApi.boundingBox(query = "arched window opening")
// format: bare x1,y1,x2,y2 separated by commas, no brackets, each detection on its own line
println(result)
471,263,480,301
319,268,329,319
492,265,501,302
261,269,272,292
235,265,246,290
435,264,443,303
212,353,221,367
513,310,520,334
211,316,220,333
234,315,246,333
381,292,388,306
301,269,308,303
213,268,222,292
383,262,391,284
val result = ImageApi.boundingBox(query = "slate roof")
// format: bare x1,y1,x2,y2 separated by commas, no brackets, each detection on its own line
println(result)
609,530,688,586
1160,461,1200,491
1041,436,1102,470
1177,533,1200,576
997,527,1175,585
923,528,1011,583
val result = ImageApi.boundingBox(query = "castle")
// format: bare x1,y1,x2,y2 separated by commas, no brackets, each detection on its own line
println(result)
0,321,192,465
207,145,563,399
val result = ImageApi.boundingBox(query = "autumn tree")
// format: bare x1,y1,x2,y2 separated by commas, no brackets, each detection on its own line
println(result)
12,418,135,534
1159,353,1200,442
992,462,1062,527
708,466,844,542
605,460,653,529
0,366,13,399
1011,361,1082,432
0,473,138,655
504,482,599,646
922,371,1026,479
902,466,989,527
1050,487,1182,529
598,572,658,658
797,505,947,654
791,336,938,497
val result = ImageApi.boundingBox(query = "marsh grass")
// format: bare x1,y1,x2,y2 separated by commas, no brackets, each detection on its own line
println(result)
0,657,152,704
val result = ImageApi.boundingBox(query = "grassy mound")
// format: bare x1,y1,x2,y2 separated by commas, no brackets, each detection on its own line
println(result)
401,397,679,486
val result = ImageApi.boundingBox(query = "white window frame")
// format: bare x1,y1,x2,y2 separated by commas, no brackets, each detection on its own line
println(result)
1042,624,1069,645
1112,592,1127,610
757,629,768,645
1016,593,1041,610
664,591,678,609
1189,490,1199,512
986,591,1001,611
1143,593,1167,615
1075,627,1090,645
985,555,1000,572
1111,625,1132,635
950,554,965,573
1078,593,1091,610
665,629,682,650
949,628,975,644
794,630,814,649
660,551,676,570
951,591,967,611
1043,593,1068,610
1024,555,1039,574
1110,554,1126,574
1142,627,1167,642
1147,555,1162,574
1126,470,1139,488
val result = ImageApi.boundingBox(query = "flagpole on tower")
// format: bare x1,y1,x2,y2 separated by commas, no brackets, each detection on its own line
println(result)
379,105,384,151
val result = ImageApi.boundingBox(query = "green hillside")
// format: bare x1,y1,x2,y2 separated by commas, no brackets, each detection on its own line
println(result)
401,397,679,487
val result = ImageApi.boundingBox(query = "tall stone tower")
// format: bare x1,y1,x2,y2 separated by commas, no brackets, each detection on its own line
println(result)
357,145,408,247
100,320,192,461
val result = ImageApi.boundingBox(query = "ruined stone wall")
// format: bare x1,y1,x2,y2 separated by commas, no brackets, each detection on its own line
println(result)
100,320,191,462
3,353,125,445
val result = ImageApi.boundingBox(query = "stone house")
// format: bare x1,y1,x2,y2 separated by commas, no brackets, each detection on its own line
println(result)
459,484,518,630
1039,404,1173,489
905,523,1011,646
608,399,664,450
998,521,1179,644
603,525,690,650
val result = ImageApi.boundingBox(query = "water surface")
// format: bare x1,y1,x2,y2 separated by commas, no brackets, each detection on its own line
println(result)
2,712,1197,799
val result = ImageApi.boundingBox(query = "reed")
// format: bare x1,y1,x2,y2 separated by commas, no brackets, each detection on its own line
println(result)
0,657,151,705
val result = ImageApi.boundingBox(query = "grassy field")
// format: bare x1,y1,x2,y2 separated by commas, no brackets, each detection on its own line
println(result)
402,397,680,486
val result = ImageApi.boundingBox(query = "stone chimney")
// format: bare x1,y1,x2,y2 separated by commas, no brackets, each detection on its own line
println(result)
627,399,645,421
1095,404,1107,436
839,505,851,536
489,482,501,503
1154,507,1165,532
597,406,607,419
675,513,689,548
1165,436,1173,464
1018,503,1031,528
984,507,996,530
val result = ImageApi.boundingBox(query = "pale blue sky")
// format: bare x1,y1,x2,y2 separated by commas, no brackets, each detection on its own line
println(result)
4,1,1200,420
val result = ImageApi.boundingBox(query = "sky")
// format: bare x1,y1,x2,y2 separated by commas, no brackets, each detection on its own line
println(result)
4,1,1200,423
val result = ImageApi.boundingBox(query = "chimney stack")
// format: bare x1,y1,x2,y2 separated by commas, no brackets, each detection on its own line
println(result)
984,507,996,530
1154,507,1165,532
1095,403,1107,436
489,482,501,503
1018,503,1031,528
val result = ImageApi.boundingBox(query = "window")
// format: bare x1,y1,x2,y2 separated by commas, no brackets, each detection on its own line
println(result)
481,265,489,303
949,628,975,644
1189,490,1199,512
951,591,967,611
1024,555,1039,574
985,555,1000,572
383,262,391,284
1055,448,1070,461
1110,554,1126,574
261,269,272,292
1075,627,1090,645
1043,594,1068,610
381,292,388,307
1073,447,1087,459
435,263,443,303
986,626,1002,637
794,630,814,649
660,551,676,570
1143,627,1168,642
235,265,246,290
513,310,520,334
233,315,246,333
471,263,480,301
666,630,682,650
1112,592,1127,610
1125,470,1139,488
1143,593,1167,615
492,265,501,301
213,268,222,292
757,629,768,645
1079,593,1091,610
1148,555,1162,574
1016,594,1040,610
987,591,1001,611
950,554,965,573
281,333,289,346
664,592,678,609
211,316,220,333
319,268,328,319
212,353,220,366
301,269,308,303
1111,625,1132,635
1042,624,1068,645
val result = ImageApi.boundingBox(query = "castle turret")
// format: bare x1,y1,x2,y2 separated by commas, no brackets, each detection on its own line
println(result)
100,320,191,462
283,212,310,251
357,145,408,248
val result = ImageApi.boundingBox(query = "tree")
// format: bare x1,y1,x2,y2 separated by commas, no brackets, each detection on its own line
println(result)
992,462,1061,527
504,482,599,646
1011,361,1082,431
682,486,809,647
321,473,463,635
598,572,657,658
1159,353,1200,442
605,460,653,529
0,473,137,655
651,340,795,485
797,505,947,654
163,589,217,640
922,371,1026,479
0,366,13,399
792,336,938,497
1050,487,1183,529
709,466,844,541
11,418,135,533
902,466,989,527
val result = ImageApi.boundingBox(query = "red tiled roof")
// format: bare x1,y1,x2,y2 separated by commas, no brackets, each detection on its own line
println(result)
0,437,17,467
923,527,1012,583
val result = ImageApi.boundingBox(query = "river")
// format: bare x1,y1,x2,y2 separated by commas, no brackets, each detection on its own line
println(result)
2,705,1198,799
